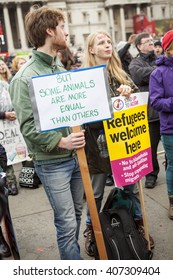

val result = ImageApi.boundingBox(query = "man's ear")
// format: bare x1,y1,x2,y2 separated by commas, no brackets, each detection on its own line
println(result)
89,47,95,54
137,44,142,51
46,28,53,36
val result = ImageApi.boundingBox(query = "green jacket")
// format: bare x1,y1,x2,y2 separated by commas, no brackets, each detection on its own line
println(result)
9,50,75,162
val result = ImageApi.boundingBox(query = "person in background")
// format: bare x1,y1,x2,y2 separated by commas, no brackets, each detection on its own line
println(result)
116,33,139,195
149,30,173,220
129,32,160,189
74,47,84,68
0,144,11,258
82,30,154,257
154,40,164,57
57,47,75,70
9,5,85,260
0,60,18,195
0,60,11,80
10,56,27,79
9,56,28,173
116,34,136,76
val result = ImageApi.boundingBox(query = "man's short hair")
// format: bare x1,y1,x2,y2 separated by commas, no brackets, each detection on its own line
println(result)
25,5,65,48
135,32,150,51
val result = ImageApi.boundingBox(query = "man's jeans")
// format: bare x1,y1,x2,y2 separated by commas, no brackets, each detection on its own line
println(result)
34,156,84,260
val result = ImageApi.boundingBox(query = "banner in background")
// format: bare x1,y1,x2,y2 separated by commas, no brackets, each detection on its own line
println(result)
133,15,156,34
0,119,28,165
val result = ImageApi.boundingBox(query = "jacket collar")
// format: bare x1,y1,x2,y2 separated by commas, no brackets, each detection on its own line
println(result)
140,51,156,61
32,49,62,67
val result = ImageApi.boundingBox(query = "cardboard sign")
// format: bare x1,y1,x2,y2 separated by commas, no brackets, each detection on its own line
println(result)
30,65,113,132
103,92,153,187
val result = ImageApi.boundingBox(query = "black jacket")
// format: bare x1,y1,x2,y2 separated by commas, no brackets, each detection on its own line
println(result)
129,51,159,122
85,75,138,174
118,43,133,76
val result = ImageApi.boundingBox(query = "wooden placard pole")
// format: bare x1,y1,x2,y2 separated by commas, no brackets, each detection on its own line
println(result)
137,180,151,250
72,126,108,260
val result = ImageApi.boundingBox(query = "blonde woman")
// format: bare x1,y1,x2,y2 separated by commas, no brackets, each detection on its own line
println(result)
11,56,27,73
8,56,27,84
0,60,18,195
82,31,136,95
82,30,154,256
0,60,11,82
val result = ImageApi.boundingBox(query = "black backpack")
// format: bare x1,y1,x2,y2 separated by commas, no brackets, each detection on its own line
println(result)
95,188,153,260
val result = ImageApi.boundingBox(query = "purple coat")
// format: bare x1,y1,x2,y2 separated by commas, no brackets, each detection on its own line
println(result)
149,55,173,134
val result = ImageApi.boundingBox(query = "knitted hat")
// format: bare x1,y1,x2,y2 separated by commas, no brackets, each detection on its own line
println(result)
162,30,173,51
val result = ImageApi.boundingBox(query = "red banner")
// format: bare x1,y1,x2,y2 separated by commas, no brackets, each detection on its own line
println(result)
0,52,9,57
133,15,156,34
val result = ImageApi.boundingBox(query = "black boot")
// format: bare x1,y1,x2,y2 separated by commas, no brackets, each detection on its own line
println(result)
7,183,18,196
83,225,95,257
0,226,11,258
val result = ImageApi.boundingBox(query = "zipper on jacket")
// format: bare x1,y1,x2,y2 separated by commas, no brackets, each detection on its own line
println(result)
52,64,56,73
129,234,141,260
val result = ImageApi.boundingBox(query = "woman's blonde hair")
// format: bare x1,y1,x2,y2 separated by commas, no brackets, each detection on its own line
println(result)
0,60,11,81
11,56,27,72
82,30,131,86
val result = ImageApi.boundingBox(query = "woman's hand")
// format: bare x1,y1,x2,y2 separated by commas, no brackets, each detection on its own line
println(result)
116,84,132,99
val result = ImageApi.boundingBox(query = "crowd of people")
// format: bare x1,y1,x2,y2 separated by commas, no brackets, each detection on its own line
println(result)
0,4,172,260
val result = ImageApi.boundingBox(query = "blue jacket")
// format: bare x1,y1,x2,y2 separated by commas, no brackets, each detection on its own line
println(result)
149,55,173,134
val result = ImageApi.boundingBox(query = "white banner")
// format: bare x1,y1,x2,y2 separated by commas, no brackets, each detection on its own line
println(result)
30,65,113,131
0,119,28,165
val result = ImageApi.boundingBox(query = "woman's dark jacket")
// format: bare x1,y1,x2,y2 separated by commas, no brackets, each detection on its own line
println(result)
85,74,138,174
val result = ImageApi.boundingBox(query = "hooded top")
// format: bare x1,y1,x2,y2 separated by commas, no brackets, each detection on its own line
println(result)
149,55,173,134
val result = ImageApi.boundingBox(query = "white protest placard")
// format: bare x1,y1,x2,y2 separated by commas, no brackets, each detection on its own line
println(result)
0,119,28,165
30,65,112,131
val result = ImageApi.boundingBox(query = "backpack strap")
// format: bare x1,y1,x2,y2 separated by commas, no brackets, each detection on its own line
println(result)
103,188,119,210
